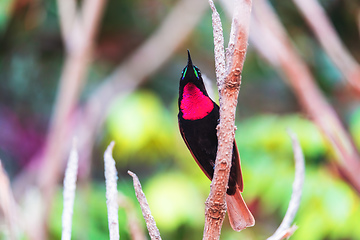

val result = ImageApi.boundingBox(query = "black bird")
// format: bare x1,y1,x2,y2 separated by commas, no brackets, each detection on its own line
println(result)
178,50,255,231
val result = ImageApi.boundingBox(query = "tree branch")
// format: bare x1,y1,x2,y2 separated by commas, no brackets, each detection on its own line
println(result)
203,0,253,239
128,171,162,240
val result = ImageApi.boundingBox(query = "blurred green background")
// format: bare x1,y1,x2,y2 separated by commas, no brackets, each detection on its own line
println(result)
1,0,360,239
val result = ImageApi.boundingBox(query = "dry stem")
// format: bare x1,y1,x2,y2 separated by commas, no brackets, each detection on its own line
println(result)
293,0,360,94
209,0,226,88
203,0,252,239
0,160,20,240
61,139,79,240
128,171,162,240
118,193,147,240
104,142,120,240
267,130,305,240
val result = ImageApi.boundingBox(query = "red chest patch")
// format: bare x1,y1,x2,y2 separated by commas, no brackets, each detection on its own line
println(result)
180,83,214,120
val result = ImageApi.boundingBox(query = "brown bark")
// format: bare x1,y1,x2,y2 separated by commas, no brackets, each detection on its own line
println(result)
203,1,253,239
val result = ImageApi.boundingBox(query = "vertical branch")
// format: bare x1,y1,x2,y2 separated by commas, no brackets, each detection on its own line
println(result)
293,0,360,94
128,171,162,240
251,0,360,193
61,139,79,240
267,130,305,240
203,0,253,239
104,142,120,240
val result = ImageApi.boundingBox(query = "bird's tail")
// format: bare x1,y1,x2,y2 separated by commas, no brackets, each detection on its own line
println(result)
226,188,255,231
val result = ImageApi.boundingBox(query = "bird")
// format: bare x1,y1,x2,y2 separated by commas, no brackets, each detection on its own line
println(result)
178,50,255,231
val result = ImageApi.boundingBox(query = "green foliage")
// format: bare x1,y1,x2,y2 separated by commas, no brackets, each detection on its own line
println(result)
235,114,360,240
144,171,204,231
106,90,175,164
237,114,327,160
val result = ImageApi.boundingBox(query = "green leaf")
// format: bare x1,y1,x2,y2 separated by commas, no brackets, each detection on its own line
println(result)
106,90,174,163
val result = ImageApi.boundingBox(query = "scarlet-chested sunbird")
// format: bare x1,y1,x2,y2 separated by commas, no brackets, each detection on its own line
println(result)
178,50,255,231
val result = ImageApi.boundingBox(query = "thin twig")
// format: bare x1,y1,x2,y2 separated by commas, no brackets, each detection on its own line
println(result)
267,130,305,240
118,193,147,240
104,142,120,240
203,0,253,239
128,171,162,240
61,138,79,240
268,225,298,240
209,0,226,89
251,0,360,194
0,160,20,240
293,0,360,94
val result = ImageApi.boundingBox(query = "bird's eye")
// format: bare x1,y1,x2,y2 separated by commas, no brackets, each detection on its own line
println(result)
182,66,188,79
193,67,199,79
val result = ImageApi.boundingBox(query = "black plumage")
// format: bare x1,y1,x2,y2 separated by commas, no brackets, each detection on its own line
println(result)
177,50,254,231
